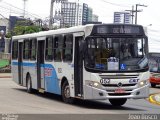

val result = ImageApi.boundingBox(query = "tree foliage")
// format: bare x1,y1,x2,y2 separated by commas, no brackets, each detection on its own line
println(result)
6,20,42,38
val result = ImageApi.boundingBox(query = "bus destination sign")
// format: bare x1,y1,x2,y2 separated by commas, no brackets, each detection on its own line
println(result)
95,25,143,35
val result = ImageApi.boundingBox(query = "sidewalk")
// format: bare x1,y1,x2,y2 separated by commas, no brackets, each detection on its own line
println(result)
0,73,12,78
149,93,160,105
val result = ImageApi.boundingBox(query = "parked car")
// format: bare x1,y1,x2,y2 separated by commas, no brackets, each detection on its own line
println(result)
150,73,160,87
149,53,160,87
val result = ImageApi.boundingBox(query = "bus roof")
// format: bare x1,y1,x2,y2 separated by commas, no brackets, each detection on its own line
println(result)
12,24,145,40
12,24,94,40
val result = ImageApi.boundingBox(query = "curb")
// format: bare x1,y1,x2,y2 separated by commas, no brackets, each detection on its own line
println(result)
0,76,12,78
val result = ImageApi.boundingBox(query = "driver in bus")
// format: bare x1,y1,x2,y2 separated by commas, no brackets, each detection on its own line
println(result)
121,44,132,59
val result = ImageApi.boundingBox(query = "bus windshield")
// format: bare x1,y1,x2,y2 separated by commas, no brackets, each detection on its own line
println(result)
84,37,148,72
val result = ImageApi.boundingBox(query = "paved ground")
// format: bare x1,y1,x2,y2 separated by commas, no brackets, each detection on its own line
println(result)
0,77,160,120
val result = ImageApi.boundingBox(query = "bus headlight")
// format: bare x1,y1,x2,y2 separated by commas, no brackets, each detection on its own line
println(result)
85,80,102,89
138,80,148,87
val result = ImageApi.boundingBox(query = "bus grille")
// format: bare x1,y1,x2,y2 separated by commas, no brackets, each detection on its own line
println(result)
108,93,131,96
102,83,136,87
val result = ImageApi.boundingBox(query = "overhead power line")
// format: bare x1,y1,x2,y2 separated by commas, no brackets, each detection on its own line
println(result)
0,13,9,20
1,1,43,19
0,5,23,16
100,0,131,7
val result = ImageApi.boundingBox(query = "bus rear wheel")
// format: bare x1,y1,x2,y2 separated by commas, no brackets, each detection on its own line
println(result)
26,75,33,93
61,81,74,104
109,98,127,106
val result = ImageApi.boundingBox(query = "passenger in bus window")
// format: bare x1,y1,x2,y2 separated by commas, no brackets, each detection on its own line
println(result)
121,44,131,59
129,43,135,57
109,48,116,58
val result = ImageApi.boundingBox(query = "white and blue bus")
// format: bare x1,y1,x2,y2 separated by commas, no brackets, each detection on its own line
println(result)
11,24,150,106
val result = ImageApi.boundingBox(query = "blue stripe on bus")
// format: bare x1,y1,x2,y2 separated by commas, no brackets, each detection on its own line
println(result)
12,62,36,67
11,62,61,95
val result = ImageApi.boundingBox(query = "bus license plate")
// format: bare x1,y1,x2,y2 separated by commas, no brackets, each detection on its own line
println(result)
115,88,125,93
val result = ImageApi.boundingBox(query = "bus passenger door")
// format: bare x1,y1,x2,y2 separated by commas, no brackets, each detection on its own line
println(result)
18,42,23,85
37,38,45,90
74,36,84,97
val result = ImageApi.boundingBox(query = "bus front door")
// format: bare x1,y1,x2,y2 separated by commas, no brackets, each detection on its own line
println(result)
74,36,83,97
18,42,23,85
37,40,45,90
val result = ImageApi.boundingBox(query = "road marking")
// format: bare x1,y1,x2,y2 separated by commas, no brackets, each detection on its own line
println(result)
148,93,160,105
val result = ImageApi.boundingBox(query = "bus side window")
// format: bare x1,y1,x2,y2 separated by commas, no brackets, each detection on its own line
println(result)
30,39,37,60
23,39,30,60
12,41,18,59
54,35,63,61
45,36,53,61
63,34,73,62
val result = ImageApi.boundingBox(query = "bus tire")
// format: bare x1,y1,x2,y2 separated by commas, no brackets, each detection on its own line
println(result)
26,75,33,93
61,81,74,104
109,98,127,106
151,83,156,88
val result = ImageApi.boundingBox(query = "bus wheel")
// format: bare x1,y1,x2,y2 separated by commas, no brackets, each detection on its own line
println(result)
61,81,74,104
26,75,33,93
151,83,156,88
109,98,127,106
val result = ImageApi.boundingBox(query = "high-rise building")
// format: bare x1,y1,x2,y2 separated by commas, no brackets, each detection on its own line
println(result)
87,7,93,22
82,3,88,25
92,14,98,22
114,12,131,24
61,2,77,27
61,2,88,27
60,1,99,27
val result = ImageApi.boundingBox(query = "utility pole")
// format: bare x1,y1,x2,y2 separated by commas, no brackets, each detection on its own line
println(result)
23,0,28,18
49,0,54,30
49,0,67,29
135,4,147,24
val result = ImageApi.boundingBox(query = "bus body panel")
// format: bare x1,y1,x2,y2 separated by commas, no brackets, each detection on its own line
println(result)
53,62,75,96
44,63,60,95
12,60,19,84
29,62,38,89
22,61,29,87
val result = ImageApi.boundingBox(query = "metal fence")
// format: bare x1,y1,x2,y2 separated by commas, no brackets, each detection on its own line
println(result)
0,52,11,60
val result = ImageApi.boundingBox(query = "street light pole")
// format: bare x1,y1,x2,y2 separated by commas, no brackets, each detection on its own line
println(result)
135,4,147,24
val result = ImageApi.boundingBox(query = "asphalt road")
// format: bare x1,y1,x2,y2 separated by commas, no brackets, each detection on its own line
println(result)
0,78,160,119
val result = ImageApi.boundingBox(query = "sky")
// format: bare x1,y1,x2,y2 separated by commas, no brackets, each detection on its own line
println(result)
0,0,160,52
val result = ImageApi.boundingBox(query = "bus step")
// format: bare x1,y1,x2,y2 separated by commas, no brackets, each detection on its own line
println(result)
39,88,45,93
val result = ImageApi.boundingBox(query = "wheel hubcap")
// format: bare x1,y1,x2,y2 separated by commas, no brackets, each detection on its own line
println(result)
64,85,70,98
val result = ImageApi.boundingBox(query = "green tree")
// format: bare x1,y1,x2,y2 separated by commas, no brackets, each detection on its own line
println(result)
6,20,42,38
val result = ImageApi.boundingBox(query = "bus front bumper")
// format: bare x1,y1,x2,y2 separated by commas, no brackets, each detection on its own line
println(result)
83,84,150,100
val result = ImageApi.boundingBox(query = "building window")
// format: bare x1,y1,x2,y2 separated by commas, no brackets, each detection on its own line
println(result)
45,36,53,61
12,41,18,59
